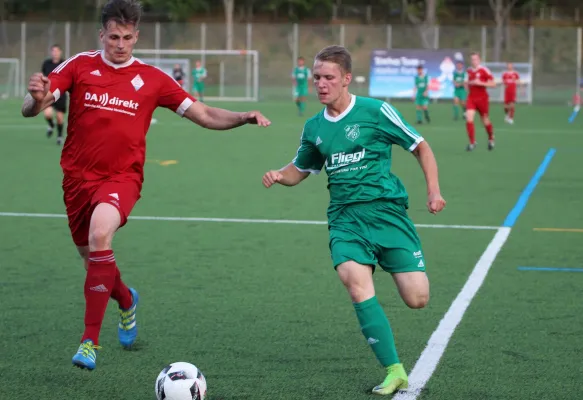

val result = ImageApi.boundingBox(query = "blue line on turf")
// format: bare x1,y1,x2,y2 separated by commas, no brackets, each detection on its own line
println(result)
503,148,556,228
518,266,583,273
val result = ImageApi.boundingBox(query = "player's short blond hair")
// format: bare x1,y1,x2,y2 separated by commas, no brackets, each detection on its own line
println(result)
315,45,352,74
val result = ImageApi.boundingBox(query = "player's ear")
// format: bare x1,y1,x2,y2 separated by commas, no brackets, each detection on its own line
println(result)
344,72,352,87
134,29,139,44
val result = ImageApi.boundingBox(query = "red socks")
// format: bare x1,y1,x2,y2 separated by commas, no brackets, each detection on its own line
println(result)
485,123,494,141
509,107,515,118
82,250,132,344
466,122,476,145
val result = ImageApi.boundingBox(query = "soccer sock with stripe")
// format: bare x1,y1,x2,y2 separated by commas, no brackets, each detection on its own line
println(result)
466,121,476,144
415,109,422,122
354,296,400,367
82,250,117,345
110,266,133,310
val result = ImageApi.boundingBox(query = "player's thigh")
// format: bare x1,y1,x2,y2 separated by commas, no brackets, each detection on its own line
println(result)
336,261,375,303
392,271,429,309
91,174,142,227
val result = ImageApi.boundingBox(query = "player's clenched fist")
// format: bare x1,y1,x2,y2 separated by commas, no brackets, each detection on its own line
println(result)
28,73,50,101
427,192,446,215
262,170,283,188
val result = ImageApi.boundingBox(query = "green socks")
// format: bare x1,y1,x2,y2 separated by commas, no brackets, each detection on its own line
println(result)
454,105,459,119
354,296,400,367
416,109,422,122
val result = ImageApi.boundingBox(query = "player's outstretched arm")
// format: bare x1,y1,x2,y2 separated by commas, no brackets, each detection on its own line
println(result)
21,73,55,117
412,141,446,214
183,101,270,130
262,163,309,188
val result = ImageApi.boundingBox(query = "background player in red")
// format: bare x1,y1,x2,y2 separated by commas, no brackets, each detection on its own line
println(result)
502,63,521,124
21,0,270,371
465,52,496,151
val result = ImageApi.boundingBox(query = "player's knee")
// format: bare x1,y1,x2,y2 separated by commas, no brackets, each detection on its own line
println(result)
404,292,429,309
88,226,114,250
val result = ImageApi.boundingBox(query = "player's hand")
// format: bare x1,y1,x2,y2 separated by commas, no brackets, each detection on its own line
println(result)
28,73,50,101
244,111,271,127
262,170,283,188
427,192,446,215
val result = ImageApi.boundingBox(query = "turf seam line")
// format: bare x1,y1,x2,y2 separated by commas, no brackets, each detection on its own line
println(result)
0,212,500,230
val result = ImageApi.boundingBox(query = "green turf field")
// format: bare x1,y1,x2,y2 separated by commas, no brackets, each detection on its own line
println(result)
0,98,581,400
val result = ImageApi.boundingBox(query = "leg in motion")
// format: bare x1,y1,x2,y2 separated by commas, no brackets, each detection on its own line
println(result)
43,107,54,138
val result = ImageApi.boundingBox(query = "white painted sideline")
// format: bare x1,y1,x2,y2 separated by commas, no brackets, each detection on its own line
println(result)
0,212,500,230
393,227,512,399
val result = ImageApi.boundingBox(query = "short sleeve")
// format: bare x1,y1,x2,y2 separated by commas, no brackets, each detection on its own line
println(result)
156,69,197,116
48,56,76,101
292,127,325,174
379,102,424,152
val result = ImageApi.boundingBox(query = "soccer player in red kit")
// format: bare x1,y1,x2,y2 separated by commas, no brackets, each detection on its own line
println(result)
465,52,496,151
502,63,521,124
21,0,270,371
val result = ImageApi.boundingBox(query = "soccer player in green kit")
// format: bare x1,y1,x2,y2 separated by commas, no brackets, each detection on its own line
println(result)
413,64,430,124
292,56,311,116
453,61,467,121
262,45,446,395
192,60,207,102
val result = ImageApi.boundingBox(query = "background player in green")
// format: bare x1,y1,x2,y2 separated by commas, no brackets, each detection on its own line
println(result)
413,64,431,124
192,60,207,102
292,56,311,116
262,45,446,396
453,61,467,121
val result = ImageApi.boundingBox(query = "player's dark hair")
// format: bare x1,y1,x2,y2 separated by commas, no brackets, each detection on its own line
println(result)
470,51,480,57
101,0,142,29
315,45,352,74
51,44,61,50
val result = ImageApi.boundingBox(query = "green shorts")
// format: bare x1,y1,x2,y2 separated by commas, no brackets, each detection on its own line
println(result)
193,82,205,93
294,86,308,98
454,89,467,101
328,200,426,273
415,96,429,107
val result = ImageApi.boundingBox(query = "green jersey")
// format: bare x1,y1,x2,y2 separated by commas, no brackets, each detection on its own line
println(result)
192,67,207,82
415,74,429,98
453,70,466,89
292,66,311,88
292,95,424,222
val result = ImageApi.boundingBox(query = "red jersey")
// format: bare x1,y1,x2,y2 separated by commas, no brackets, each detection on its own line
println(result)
502,71,520,92
467,65,493,98
49,50,196,181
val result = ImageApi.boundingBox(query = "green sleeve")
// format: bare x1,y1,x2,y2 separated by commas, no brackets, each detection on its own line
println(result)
378,102,424,152
292,126,325,174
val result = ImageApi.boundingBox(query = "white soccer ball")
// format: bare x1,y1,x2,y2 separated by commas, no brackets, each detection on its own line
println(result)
155,362,207,400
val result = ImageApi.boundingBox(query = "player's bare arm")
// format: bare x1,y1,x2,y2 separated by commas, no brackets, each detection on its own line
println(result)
412,141,446,214
21,73,55,117
183,101,271,130
262,163,309,188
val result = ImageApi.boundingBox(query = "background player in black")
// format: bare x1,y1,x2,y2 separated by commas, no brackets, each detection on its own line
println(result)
172,63,185,88
41,44,67,145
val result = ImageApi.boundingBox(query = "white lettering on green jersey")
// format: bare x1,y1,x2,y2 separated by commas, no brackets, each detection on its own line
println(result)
292,94,424,221
292,66,311,87
192,67,207,82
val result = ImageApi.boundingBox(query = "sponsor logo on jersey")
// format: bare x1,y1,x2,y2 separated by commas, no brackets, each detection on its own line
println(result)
325,148,366,171
344,124,360,141
84,92,139,116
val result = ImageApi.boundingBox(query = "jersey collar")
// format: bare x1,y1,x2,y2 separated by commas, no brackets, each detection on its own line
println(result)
100,50,136,69
324,93,356,122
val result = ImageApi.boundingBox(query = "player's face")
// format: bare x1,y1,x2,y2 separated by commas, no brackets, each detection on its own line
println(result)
313,60,351,105
507,63,513,71
417,67,423,75
298,58,304,67
51,47,62,61
456,62,464,71
471,54,481,68
195,61,201,68
100,21,139,64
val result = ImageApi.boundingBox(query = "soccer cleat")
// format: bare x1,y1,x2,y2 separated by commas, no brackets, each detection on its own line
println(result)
118,287,139,348
56,137,63,146
72,339,101,370
466,143,476,152
488,140,495,151
372,363,408,395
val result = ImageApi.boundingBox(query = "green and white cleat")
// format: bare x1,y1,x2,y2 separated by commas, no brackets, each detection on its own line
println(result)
372,363,408,395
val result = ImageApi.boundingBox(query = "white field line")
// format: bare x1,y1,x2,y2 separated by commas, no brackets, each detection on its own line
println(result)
0,212,500,230
393,227,512,399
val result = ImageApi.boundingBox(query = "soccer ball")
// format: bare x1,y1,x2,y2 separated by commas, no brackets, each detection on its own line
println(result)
155,362,207,400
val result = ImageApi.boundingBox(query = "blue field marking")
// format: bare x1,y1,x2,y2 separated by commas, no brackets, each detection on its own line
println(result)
518,266,583,273
503,148,556,227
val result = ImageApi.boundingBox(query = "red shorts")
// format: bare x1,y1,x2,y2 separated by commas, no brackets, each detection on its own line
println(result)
62,173,142,247
504,89,516,104
466,96,490,116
